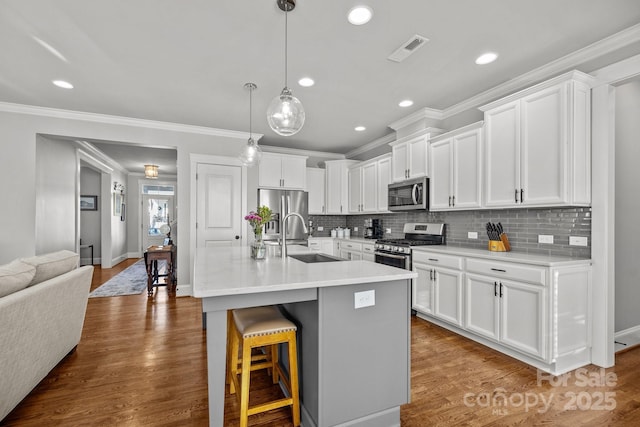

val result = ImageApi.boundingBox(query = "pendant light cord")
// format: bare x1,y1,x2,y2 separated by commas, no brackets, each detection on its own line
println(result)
249,85,252,138
284,6,288,88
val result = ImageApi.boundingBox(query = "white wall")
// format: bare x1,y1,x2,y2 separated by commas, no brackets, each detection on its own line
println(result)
34,135,77,255
0,106,247,289
614,78,640,332
80,166,101,262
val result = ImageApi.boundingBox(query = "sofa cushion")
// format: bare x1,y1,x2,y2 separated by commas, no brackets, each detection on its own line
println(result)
21,250,79,287
0,260,36,297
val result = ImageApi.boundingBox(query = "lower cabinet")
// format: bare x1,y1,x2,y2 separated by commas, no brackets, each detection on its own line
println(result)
465,274,545,359
412,248,591,375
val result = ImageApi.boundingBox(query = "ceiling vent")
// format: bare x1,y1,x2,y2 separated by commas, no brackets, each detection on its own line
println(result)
387,34,429,63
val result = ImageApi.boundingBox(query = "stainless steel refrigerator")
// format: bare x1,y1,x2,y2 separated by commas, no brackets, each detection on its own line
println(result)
257,189,309,244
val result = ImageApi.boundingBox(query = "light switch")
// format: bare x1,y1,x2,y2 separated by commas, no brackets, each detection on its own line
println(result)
468,231,478,239
354,290,375,309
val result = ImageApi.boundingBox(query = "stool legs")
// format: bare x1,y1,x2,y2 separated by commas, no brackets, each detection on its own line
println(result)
287,336,300,426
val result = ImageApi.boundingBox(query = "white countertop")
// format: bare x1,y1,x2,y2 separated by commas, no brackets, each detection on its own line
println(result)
309,236,376,244
193,245,416,298
412,245,591,267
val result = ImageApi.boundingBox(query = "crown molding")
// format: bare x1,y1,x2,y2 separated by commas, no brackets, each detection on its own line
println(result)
388,107,444,131
75,140,128,173
345,132,396,159
0,101,256,140
261,144,345,160
442,23,640,118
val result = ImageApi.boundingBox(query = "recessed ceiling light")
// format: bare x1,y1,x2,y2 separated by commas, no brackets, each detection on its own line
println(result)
348,6,373,25
355,126,366,132
298,77,315,87
475,52,498,65
53,80,73,89
399,100,413,108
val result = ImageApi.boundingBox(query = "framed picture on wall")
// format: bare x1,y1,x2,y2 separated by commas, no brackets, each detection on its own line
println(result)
80,195,98,211
120,203,126,221
114,193,123,216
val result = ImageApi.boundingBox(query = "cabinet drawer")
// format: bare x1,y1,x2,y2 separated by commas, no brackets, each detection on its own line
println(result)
412,251,463,270
340,241,362,251
466,258,546,286
362,243,375,254
308,241,322,251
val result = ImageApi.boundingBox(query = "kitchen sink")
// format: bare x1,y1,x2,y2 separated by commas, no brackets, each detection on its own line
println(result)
288,253,344,263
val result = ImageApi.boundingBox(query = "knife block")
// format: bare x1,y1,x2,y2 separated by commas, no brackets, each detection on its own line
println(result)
488,234,511,252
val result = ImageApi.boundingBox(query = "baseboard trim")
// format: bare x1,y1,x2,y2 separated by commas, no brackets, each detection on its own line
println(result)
175,284,192,297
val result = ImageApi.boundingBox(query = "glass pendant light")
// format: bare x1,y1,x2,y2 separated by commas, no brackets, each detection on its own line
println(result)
239,83,263,167
266,0,305,136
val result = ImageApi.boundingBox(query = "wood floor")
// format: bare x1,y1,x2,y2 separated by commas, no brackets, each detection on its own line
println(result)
3,259,640,426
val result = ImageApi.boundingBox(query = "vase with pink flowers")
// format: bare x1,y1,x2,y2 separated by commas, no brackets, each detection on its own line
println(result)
244,206,272,259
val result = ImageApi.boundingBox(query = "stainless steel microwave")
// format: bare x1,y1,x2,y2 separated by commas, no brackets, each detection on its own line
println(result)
388,177,429,211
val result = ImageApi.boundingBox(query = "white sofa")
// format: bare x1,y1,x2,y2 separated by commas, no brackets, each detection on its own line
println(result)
0,250,94,421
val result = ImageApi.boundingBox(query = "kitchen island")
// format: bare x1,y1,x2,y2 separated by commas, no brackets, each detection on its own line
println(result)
193,245,416,427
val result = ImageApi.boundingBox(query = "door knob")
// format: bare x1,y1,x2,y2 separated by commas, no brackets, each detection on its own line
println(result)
235,235,240,240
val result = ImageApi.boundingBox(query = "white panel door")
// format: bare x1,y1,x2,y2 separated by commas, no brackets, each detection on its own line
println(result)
142,194,175,249
412,262,434,315
196,163,242,247
258,153,282,188
464,274,500,341
391,143,408,182
408,135,428,178
361,161,377,212
306,168,326,214
453,129,482,209
429,139,452,210
520,84,566,205
500,280,545,359
484,101,520,207
280,155,306,189
433,267,464,327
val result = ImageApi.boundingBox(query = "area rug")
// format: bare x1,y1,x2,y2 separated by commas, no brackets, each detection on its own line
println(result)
89,259,163,298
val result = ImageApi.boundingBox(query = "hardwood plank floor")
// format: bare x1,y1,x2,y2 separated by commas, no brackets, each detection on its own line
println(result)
2,260,640,426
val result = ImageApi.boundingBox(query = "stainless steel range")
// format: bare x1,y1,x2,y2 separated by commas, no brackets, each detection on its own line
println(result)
374,223,445,270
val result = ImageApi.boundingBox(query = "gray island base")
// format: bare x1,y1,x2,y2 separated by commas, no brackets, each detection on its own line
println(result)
194,246,416,427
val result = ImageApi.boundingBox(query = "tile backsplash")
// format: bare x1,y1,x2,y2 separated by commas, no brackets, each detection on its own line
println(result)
312,206,591,259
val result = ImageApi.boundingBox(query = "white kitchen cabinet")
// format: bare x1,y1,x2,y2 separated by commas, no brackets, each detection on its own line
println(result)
362,242,375,262
412,251,464,327
390,128,443,182
339,241,363,261
481,71,593,208
258,153,307,190
308,237,334,255
413,246,592,375
465,274,545,359
325,160,358,214
430,123,482,211
376,155,391,212
306,168,326,214
348,161,377,214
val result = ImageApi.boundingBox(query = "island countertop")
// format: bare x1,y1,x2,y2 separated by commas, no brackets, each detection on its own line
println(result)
193,245,416,298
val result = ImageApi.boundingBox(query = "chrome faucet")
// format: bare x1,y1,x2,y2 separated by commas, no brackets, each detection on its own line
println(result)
281,212,308,257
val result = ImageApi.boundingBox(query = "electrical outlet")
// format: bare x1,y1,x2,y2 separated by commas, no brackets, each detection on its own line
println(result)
354,227,358,232
538,235,554,244
468,231,478,239
317,226,324,231
385,228,392,234
569,236,588,246
354,290,375,309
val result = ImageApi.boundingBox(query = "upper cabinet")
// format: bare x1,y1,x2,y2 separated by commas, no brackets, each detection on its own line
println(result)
307,167,326,214
429,122,483,211
348,155,389,214
325,160,359,214
389,128,443,182
480,71,593,208
258,153,307,190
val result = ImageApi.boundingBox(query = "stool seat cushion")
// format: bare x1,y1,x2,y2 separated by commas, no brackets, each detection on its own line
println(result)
233,306,297,337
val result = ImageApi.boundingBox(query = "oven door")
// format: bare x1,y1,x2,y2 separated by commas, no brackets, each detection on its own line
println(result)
374,251,410,270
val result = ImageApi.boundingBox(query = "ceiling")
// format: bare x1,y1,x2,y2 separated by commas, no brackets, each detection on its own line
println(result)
2,1,640,169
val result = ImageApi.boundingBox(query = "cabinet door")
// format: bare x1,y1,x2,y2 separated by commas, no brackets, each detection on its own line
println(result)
520,84,566,206
453,129,482,209
464,274,499,341
377,156,391,212
408,136,428,178
361,161,377,212
430,139,453,210
484,101,520,207
280,156,306,189
307,168,326,214
326,163,344,214
258,154,283,188
391,143,408,182
433,267,464,327
348,167,362,213
412,262,434,315
350,251,362,261
500,280,545,359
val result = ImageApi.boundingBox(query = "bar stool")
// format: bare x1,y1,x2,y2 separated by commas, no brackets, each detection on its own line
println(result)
227,306,300,427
